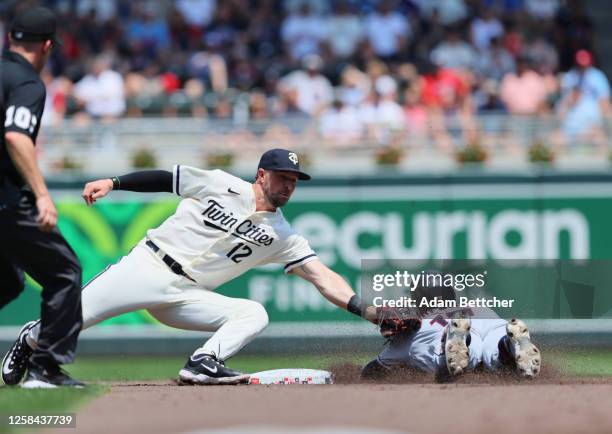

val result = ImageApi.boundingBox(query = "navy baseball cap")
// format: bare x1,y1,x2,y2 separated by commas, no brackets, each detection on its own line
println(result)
11,6,62,46
258,149,311,180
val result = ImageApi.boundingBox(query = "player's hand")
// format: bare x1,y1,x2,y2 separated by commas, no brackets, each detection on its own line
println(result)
82,178,114,206
36,195,58,232
364,306,379,324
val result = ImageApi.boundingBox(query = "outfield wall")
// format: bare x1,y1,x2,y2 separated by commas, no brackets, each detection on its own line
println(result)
2,171,612,353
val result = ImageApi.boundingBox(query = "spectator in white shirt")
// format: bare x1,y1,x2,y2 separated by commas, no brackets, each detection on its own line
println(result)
319,99,364,146
430,27,478,72
175,0,217,28
414,0,468,25
558,50,610,140
364,0,411,60
281,4,327,61
74,55,126,119
278,55,334,116
358,75,406,143
470,7,504,51
525,0,560,20
337,65,372,107
325,1,363,59
477,37,516,81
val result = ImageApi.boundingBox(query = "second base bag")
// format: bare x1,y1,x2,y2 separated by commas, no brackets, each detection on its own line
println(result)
248,369,333,385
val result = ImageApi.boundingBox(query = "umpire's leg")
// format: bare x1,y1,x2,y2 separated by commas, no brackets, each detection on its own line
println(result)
0,205,82,366
0,254,26,309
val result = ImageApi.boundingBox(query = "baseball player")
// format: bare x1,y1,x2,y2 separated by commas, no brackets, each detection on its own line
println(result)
362,276,541,382
3,148,377,386
1,7,83,388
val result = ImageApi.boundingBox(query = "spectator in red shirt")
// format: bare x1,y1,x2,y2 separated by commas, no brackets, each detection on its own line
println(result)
419,61,475,149
420,62,470,111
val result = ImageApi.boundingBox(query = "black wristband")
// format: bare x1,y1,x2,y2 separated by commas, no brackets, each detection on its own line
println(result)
111,176,120,190
347,295,364,317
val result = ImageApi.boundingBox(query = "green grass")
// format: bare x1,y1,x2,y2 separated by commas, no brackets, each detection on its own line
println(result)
0,386,104,413
0,386,104,434
549,350,612,376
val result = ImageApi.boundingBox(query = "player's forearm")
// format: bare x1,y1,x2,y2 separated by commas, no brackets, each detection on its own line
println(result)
4,132,50,199
314,272,375,321
112,170,173,193
315,272,356,310
293,260,377,322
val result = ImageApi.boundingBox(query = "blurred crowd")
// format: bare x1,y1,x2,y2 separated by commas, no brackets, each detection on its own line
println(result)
1,0,610,149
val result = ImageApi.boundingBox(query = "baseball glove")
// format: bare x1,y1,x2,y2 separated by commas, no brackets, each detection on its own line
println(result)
377,306,421,338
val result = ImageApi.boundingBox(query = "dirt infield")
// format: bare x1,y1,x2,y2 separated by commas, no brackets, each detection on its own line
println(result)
51,375,612,434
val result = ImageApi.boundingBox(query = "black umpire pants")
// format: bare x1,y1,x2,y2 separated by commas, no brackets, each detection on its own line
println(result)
0,191,82,366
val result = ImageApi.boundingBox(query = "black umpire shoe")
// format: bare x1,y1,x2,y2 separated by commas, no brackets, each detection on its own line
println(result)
179,353,250,385
21,362,84,389
2,320,39,385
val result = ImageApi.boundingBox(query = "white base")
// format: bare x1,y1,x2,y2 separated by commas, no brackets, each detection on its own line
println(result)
249,369,333,385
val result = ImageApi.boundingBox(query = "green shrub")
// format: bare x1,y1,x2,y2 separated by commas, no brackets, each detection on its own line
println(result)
456,142,487,164
528,140,555,163
375,146,404,166
206,152,234,168
131,148,157,168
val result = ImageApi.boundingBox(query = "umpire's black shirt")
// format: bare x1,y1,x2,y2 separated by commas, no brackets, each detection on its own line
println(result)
0,50,46,204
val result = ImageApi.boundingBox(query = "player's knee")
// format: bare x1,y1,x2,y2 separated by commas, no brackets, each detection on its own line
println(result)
56,264,82,298
361,358,390,381
70,263,83,293
407,346,429,362
406,346,439,372
66,259,82,289
64,260,83,291
250,302,269,332
58,248,82,286
39,259,82,294
235,300,268,332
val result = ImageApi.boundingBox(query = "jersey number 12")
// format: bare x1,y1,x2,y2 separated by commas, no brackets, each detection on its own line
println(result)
227,243,252,263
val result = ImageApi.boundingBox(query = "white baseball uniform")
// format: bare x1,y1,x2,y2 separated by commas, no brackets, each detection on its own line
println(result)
377,306,508,373
29,166,318,360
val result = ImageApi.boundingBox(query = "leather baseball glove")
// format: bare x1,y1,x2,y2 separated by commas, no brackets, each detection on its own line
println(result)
377,306,422,338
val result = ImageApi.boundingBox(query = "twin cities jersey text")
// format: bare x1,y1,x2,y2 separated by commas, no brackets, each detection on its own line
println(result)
146,166,317,290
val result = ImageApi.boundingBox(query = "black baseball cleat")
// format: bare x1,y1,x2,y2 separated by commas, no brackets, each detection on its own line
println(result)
179,353,250,385
2,320,39,386
21,361,84,389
